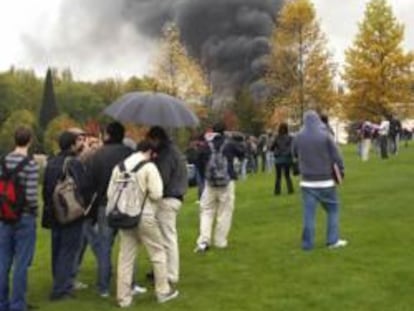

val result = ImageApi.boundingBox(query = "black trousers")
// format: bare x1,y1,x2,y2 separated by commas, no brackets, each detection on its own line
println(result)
274,163,294,195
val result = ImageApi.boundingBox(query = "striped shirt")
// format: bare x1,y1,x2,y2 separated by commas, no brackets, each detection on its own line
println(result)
0,152,39,215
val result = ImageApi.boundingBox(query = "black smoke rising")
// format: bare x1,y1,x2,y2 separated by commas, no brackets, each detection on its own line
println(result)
23,0,282,103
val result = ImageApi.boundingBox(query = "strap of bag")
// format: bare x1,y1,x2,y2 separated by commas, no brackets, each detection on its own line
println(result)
62,156,73,177
1,156,30,178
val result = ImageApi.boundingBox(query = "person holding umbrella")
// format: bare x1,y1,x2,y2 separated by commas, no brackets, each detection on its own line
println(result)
146,127,188,288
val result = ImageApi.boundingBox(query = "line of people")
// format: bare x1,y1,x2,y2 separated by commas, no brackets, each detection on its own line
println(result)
0,110,348,311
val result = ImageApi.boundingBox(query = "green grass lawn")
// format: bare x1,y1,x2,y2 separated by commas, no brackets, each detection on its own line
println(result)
28,144,414,311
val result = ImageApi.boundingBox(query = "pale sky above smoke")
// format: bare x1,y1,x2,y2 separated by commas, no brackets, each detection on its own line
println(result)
1,0,413,81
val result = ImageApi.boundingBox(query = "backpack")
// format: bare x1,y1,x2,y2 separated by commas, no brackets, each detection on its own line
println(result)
0,156,30,223
205,141,230,187
106,160,150,229
52,157,87,225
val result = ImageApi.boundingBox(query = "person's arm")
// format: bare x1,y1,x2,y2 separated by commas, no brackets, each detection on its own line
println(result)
24,159,39,209
144,163,164,201
327,137,345,176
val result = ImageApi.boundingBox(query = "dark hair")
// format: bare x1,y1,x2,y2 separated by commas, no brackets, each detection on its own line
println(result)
58,131,78,151
14,127,32,147
106,122,125,143
136,140,154,153
320,114,329,125
213,122,226,134
278,123,289,136
146,126,169,142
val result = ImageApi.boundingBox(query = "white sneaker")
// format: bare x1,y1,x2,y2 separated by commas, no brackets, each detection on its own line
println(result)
157,290,179,303
74,281,88,290
328,239,348,249
194,242,209,253
100,291,110,298
132,285,147,295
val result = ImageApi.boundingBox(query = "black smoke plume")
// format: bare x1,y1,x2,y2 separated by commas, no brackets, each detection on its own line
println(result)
24,0,282,103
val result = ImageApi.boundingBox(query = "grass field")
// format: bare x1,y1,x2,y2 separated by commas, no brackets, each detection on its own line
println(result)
27,144,414,311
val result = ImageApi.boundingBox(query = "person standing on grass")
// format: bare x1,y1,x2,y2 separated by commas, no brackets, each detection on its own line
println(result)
146,127,188,288
42,131,89,301
271,122,294,195
110,141,178,307
378,116,390,159
194,122,245,253
292,110,347,251
0,127,39,311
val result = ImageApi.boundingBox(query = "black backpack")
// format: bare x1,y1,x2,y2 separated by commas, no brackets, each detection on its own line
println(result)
0,156,30,223
205,141,230,187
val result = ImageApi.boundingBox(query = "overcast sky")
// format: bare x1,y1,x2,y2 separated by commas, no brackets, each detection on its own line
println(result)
1,0,413,81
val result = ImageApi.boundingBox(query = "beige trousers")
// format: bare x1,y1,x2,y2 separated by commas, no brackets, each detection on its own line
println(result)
117,216,170,307
361,138,371,161
197,181,235,248
156,198,182,284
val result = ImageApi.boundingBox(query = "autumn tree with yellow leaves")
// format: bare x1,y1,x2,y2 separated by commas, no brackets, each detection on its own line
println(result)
153,22,210,105
343,0,414,120
266,0,337,124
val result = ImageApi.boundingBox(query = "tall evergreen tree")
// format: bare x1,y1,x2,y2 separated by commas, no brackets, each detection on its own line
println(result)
343,0,414,120
39,68,59,130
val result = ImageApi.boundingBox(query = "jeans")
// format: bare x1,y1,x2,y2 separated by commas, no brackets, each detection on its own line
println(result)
0,215,36,311
274,163,293,194
51,220,84,299
301,187,340,250
95,206,116,294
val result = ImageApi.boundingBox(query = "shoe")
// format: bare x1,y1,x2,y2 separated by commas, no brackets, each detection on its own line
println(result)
194,242,209,253
132,284,148,295
328,239,348,249
99,291,110,298
157,290,179,303
74,281,88,290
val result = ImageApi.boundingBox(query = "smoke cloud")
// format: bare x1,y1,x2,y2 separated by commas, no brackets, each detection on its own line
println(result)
23,0,282,102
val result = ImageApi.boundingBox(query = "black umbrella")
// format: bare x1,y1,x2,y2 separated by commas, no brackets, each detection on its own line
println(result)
103,92,200,128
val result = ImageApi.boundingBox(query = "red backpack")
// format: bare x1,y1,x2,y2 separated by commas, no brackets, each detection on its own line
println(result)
0,157,30,223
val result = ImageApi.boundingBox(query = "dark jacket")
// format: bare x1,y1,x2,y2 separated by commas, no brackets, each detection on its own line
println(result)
86,142,133,220
271,134,293,164
153,142,188,200
42,151,89,228
198,134,245,181
292,111,344,182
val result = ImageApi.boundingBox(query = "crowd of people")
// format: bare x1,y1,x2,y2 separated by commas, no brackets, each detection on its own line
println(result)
0,109,384,310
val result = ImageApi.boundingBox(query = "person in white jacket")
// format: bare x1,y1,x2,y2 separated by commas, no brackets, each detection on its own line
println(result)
107,141,178,307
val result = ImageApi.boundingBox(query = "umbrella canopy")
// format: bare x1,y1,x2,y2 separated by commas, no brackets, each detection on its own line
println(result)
103,92,199,128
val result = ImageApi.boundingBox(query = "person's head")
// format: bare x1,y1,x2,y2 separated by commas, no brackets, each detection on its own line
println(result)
14,126,32,148
136,140,155,159
320,114,329,125
212,122,226,135
68,127,86,153
278,123,289,136
146,126,169,149
303,110,324,131
58,131,78,153
105,122,125,144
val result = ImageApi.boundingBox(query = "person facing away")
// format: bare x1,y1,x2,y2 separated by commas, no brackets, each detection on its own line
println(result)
85,122,134,297
42,130,89,301
292,110,347,251
109,140,179,307
0,127,39,311
194,122,245,253
271,122,294,195
145,126,188,287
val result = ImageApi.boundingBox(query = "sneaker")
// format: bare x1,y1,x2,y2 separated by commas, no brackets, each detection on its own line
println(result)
157,290,179,304
328,239,348,249
74,281,88,290
99,291,110,298
132,285,147,295
194,242,209,253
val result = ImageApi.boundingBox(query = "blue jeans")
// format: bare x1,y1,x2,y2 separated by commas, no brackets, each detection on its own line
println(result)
51,220,84,299
301,187,340,250
0,215,36,311
95,206,116,294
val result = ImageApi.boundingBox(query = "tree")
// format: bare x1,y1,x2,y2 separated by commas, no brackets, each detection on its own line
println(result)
152,23,210,104
343,0,414,120
232,89,265,135
39,68,59,130
266,0,337,124
43,115,79,155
